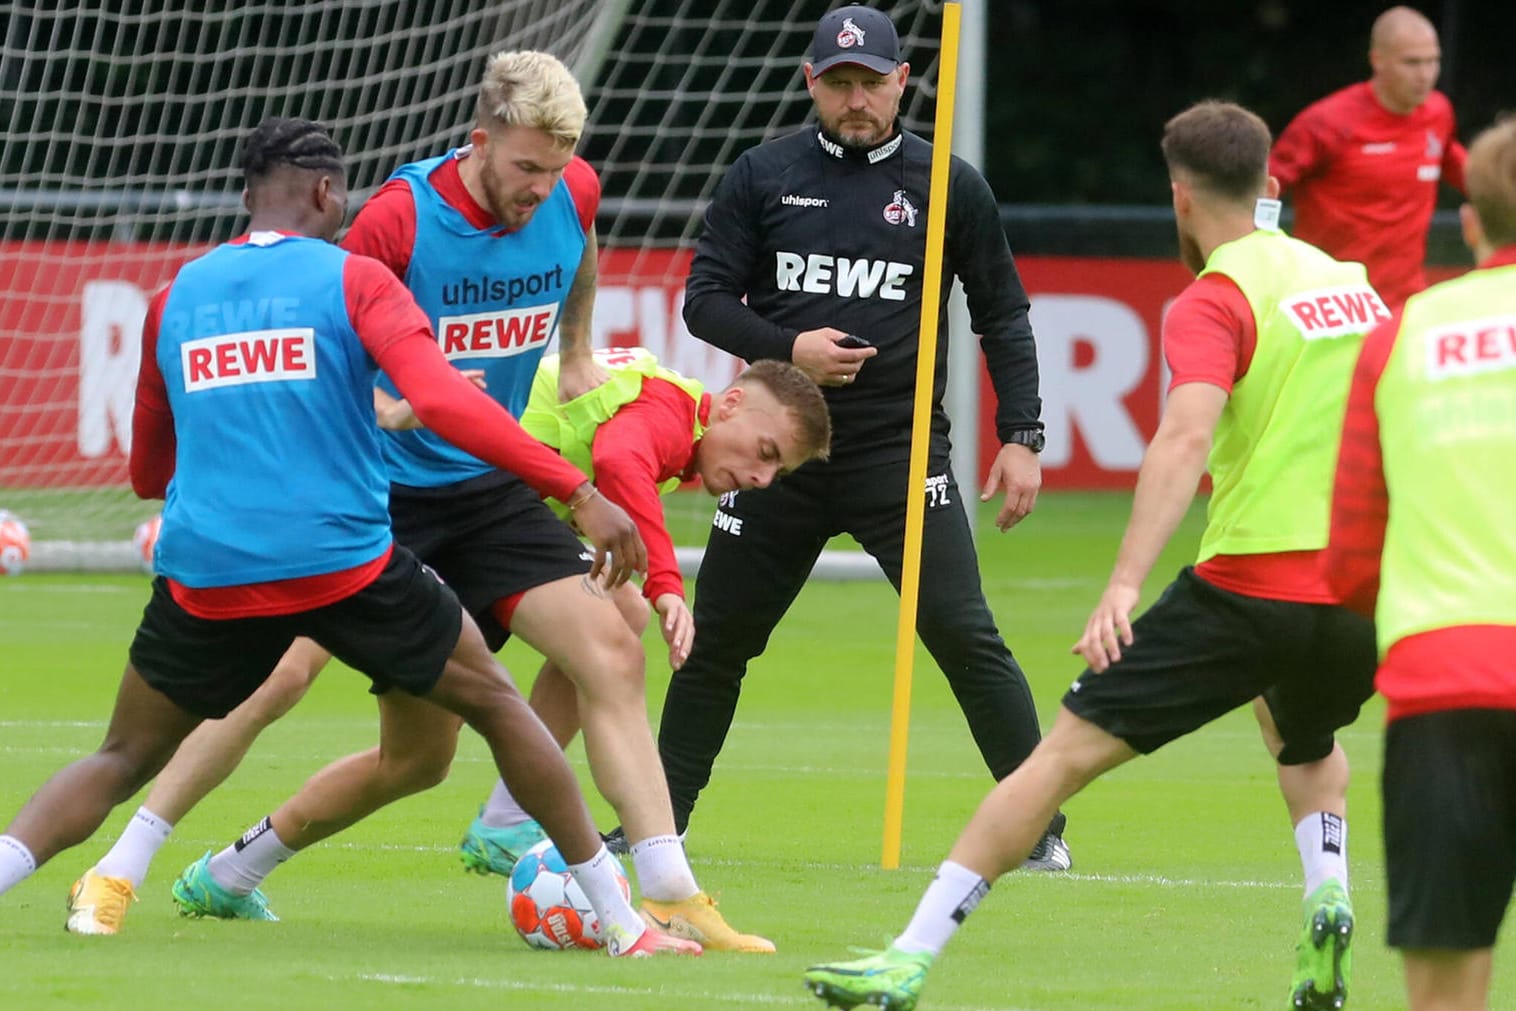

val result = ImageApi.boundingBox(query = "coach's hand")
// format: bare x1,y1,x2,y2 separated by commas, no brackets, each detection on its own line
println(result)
1074,582,1139,672
792,327,878,387
569,485,647,587
982,443,1041,531
654,593,694,670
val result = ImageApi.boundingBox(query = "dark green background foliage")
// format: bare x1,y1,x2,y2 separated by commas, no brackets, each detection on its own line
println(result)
983,1,1515,204
4,1,1510,211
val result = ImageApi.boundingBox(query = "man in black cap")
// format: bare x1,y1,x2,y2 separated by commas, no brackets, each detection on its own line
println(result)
622,3,1066,872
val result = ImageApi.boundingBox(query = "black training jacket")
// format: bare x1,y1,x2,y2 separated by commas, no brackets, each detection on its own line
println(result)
683,125,1042,465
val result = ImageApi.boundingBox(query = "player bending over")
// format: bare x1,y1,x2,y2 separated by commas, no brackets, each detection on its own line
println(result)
9,115,693,957
68,343,827,944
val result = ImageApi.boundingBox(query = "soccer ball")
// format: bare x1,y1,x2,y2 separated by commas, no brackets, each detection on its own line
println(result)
0,510,31,576
506,838,629,950
132,514,162,573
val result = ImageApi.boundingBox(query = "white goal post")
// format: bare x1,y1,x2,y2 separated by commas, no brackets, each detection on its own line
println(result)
0,1,982,577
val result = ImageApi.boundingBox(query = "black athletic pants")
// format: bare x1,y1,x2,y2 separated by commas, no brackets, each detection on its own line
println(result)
657,458,1044,832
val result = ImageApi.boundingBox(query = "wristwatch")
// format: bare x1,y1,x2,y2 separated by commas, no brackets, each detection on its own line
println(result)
1007,428,1045,453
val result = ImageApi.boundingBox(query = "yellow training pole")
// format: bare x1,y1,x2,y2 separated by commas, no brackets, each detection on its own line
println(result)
882,0,962,870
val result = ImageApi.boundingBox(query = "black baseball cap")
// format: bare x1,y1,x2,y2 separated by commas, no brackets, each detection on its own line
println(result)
809,5,901,76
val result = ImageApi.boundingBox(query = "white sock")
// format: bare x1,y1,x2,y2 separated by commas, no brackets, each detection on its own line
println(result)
208,817,295,896
895,860,990,956
629,833,700,902
569,844,645,939
479,778,533,830
1295,811,1349,897
0,835,38,895
94,806,174,887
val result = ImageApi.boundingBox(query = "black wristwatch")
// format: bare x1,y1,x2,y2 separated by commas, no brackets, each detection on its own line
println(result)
1006,428,1045,453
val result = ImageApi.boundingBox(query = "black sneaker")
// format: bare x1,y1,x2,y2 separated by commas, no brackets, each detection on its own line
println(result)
1022,811,1072,872
601,826,630,856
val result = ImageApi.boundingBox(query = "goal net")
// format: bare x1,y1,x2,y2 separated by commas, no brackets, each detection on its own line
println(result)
0,0,946,574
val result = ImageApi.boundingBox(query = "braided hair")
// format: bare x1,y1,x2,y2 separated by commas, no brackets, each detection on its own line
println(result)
241,117,345,184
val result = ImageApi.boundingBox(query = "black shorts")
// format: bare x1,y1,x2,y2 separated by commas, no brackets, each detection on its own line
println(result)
1062,567,1375,762
1384,708,1516,950
128,546,462,719
390,471,592,650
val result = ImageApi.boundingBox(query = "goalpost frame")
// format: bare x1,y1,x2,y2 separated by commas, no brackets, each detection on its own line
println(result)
5,2,987,579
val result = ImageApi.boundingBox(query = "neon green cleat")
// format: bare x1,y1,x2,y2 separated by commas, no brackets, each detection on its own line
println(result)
458,813,546,877
1291,880,1353,1009
803,945,933,1010
171,851,279,922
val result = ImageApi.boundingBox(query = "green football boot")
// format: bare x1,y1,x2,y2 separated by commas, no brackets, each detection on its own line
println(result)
458,812,546,876
171,851,279,921
803,945,934,1010
1291,879,1353,1009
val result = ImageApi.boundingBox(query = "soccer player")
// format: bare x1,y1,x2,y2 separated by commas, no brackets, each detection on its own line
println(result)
65,352,824,941
802,100,1383,1010
637,2,1070,870
1271,5,1467,310
382,344,832,698
75,51,768,952
1325,116,1516,1011
4,115,696,957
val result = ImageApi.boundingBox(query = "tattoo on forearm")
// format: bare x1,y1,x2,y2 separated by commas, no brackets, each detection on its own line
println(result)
559,231,598,355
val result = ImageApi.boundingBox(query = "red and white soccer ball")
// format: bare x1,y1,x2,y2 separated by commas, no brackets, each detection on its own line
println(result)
506,838,629,950
0,510,31,576
132,514,162,573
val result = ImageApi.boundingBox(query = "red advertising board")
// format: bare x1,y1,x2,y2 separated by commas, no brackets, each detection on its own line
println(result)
0,242,206,488
0,240,1465,491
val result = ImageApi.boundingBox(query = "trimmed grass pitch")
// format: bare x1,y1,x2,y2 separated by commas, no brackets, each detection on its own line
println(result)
1,492,1507,1009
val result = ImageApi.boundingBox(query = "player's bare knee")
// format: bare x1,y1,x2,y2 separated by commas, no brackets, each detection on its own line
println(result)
95,736,179,800
394,755,453,793
376,741,456,794
556,620,645,694
436,676,530,739
578,647,647,707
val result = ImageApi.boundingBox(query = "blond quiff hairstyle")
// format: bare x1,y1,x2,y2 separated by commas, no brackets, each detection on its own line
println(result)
477,51,587,149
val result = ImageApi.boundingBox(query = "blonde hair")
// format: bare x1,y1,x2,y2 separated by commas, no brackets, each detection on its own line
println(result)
476,51,587,149
1465,118,1516,247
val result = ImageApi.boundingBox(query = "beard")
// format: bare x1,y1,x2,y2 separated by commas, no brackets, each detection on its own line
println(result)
820,109,893,149
1177,226,1206,276
479,158,541,229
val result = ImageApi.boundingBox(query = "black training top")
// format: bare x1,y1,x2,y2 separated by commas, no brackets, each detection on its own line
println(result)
683,125,1041,466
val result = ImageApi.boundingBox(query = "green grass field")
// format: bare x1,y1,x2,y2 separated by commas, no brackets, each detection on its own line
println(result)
1,491,1506,1010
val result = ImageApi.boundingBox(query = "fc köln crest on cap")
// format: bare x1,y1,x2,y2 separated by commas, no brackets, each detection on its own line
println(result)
837,17,866,48
883,189,917,226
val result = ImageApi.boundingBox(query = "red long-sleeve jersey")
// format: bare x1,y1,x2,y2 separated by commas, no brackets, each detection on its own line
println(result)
133,236,585,618
587,377,711,603
1271,81,1466,311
